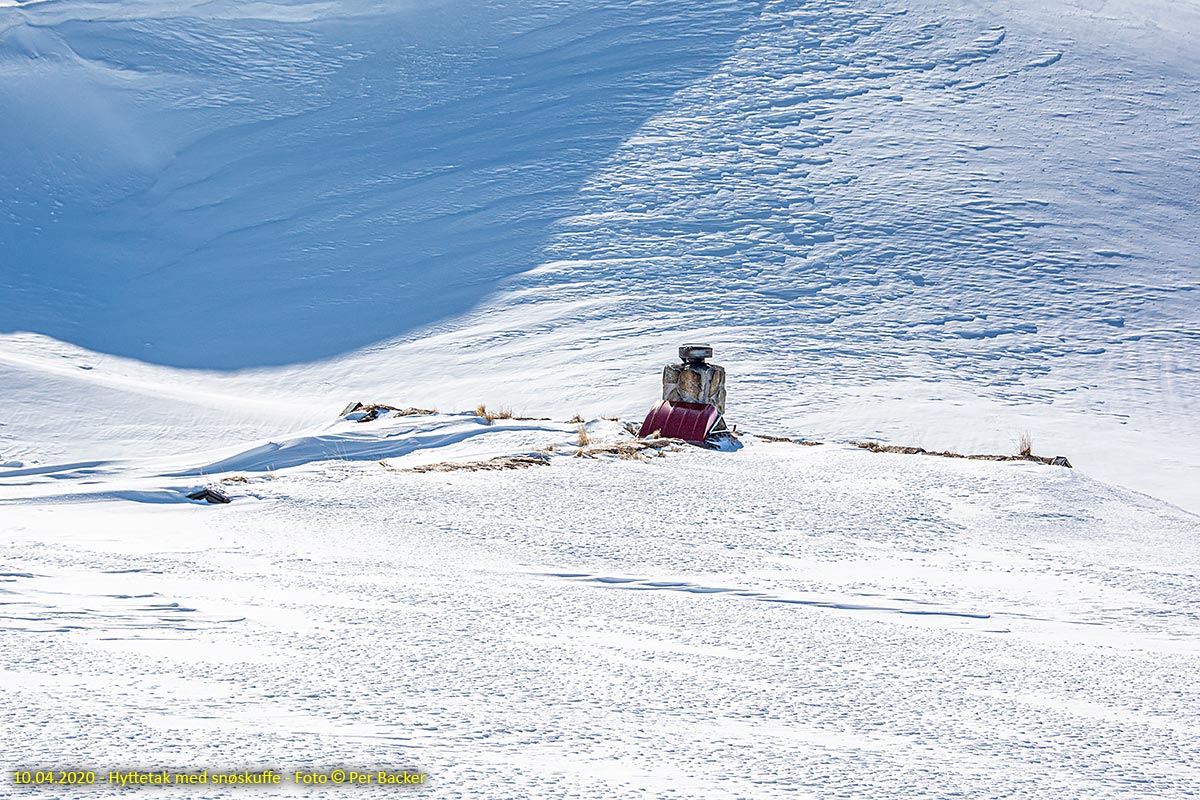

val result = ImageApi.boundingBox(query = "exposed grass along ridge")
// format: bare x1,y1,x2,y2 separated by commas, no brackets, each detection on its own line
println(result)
573,438,685,460
754,434,822,446
850,440,1069,467
402,454,552,473
342,403,437,423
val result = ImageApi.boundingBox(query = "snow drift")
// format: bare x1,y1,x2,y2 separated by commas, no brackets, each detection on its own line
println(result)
2,1,1200,795
2,0,1196,509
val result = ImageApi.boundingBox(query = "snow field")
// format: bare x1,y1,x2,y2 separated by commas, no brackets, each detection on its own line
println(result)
3,433,1198,798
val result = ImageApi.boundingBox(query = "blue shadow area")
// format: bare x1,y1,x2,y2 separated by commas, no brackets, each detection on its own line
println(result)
0,0,759,368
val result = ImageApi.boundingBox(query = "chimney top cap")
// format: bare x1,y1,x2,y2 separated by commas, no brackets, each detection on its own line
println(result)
679,344,713,363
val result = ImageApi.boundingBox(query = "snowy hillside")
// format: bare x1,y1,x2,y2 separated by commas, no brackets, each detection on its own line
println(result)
2,0,1199,796
1,0,1197,510
3,424,1199,797
1,0,757,368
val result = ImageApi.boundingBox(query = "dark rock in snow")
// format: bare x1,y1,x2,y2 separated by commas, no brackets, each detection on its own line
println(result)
187,486,231,504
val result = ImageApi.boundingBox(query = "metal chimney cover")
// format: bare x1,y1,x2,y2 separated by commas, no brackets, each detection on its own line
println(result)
679,344,713,363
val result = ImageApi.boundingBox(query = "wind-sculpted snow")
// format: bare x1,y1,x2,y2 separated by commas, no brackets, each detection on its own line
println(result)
500,0,1200,506
1,0,1197,509
3,440,1198,797
3,1,1199,793
0,0,759,368
0,411,603,504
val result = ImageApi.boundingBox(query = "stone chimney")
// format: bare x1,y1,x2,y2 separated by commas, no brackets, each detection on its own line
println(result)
662,344,726,413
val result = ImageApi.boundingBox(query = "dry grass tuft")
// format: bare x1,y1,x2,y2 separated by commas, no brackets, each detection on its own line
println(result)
220,475,251,483
601,415,620,422
475,404,514,424
568,413,585,424
1017,431,1034,458
576,424,591,447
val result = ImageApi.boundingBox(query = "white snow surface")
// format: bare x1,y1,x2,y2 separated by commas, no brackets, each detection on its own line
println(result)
1,0,1197,510
2,418,1199,796
2,0,1200,795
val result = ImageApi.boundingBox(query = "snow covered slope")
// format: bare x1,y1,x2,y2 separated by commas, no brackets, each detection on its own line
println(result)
0,0,759,368
3,432,1198,798
2,2,1199,792
1,0,1197,510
